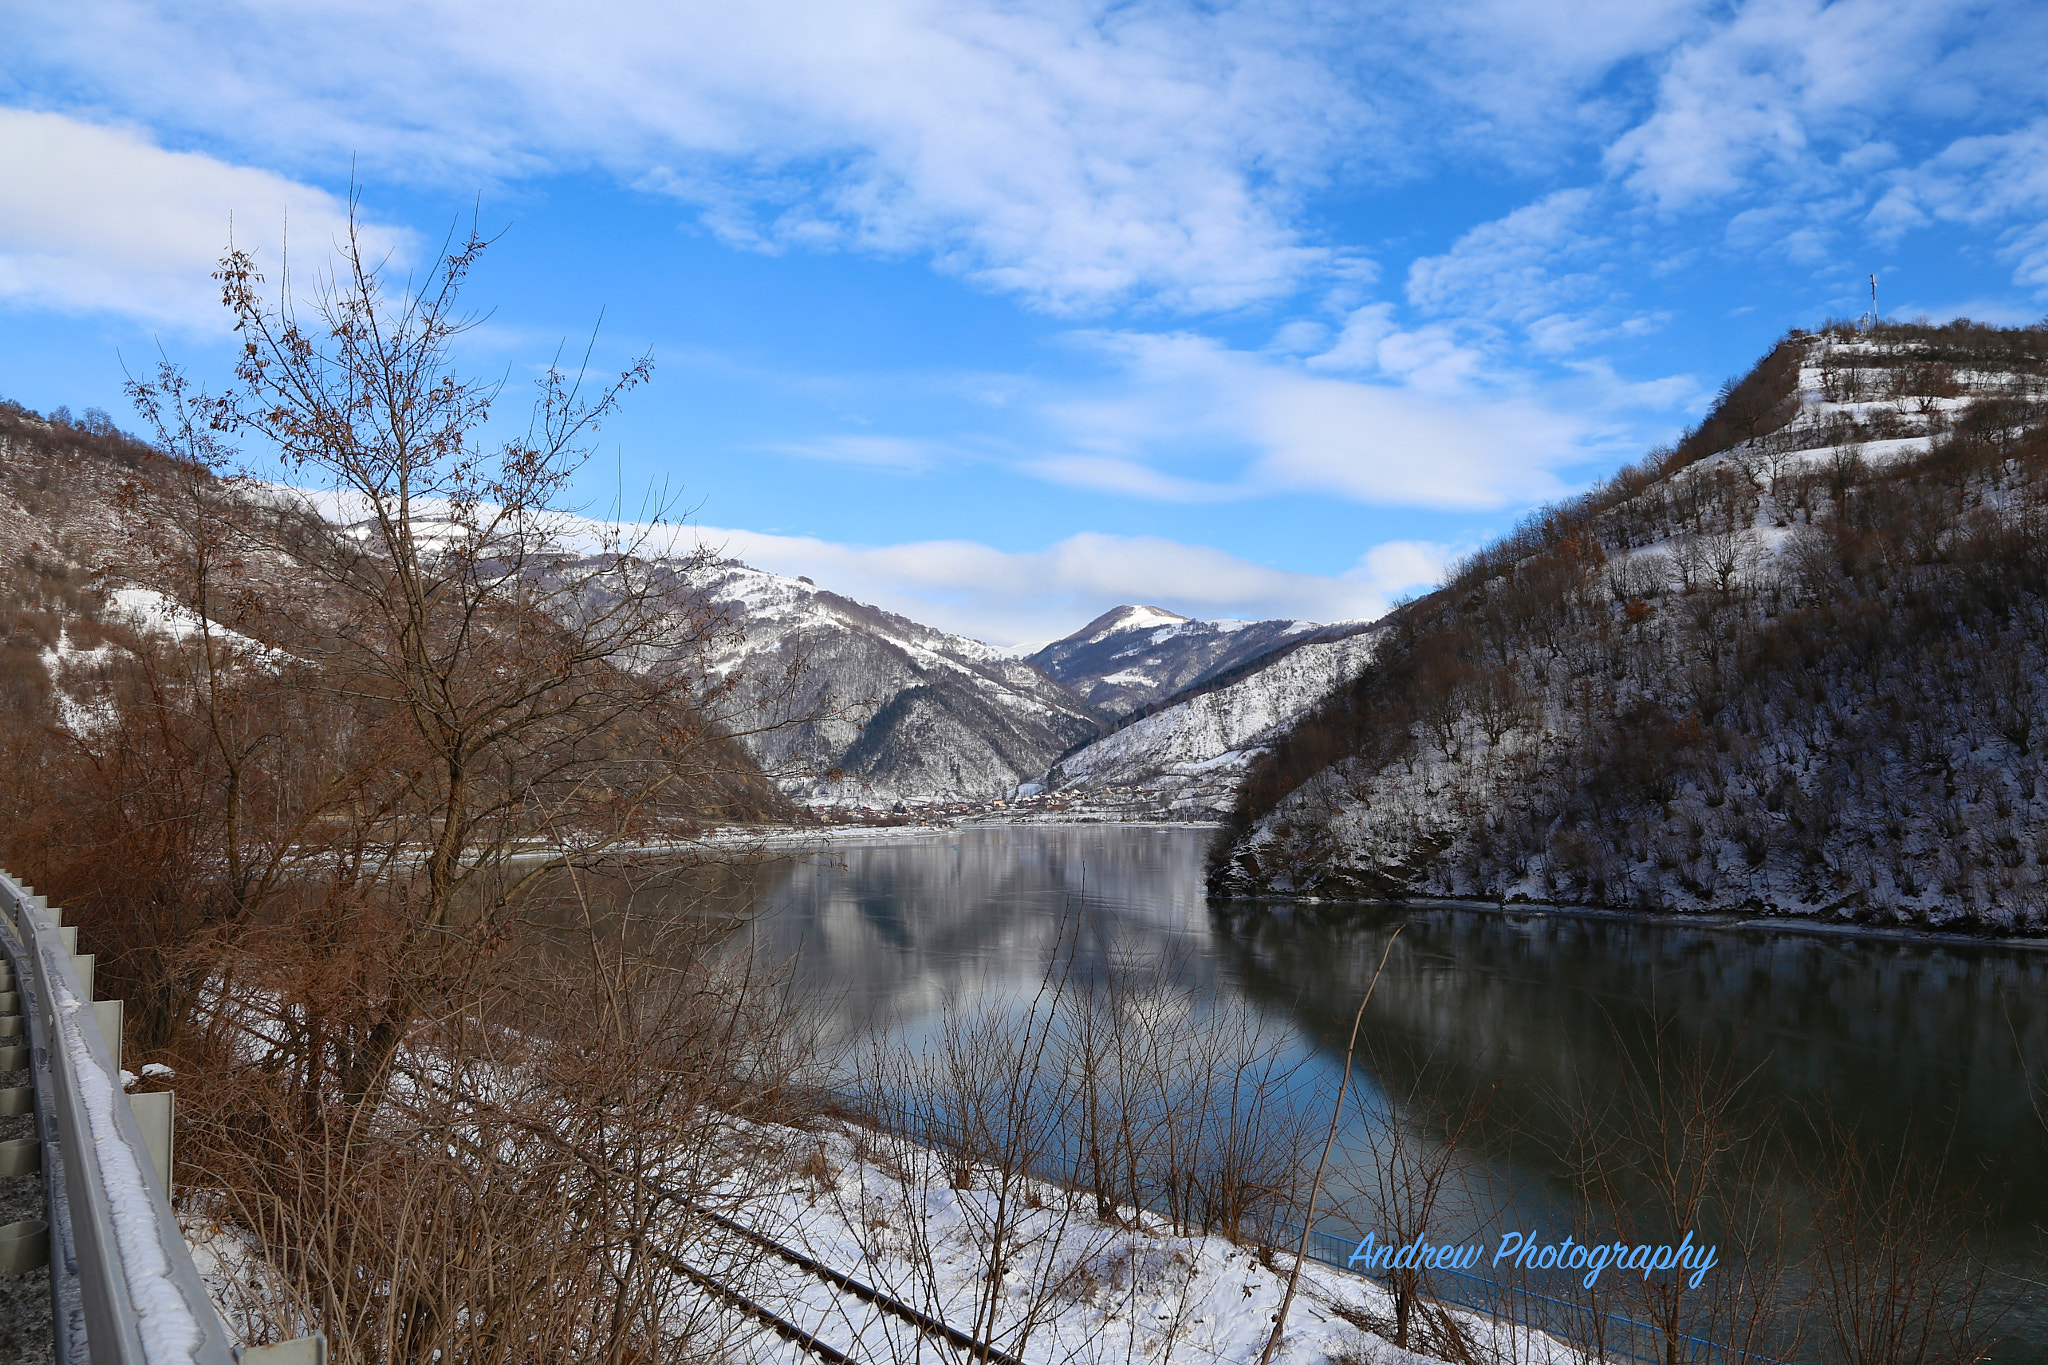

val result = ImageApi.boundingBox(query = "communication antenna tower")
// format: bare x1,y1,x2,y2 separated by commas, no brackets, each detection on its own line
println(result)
1859,273,1878,331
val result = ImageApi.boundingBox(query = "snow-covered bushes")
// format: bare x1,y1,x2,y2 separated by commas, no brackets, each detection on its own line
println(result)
1214,324,2048,931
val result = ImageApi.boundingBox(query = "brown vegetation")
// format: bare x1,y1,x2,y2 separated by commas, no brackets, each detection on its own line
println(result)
1214,320,2048,930
0,213,821,1361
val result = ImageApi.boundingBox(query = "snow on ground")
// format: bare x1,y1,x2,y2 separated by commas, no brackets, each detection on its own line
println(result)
691,1120,1568,1365
107,586,291,665
179,1109,1565,1365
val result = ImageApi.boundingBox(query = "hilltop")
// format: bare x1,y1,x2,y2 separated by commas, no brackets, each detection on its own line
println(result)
1209,320,2048,933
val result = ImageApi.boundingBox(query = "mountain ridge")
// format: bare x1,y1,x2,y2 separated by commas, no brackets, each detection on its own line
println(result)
688,559,1108,804
1028,603,1338,716
1208,319,2048,933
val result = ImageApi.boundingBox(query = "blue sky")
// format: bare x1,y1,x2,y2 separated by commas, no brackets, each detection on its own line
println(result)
4,0,2048,646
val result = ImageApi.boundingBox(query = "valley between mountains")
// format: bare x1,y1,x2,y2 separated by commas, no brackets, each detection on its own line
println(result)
8,317,2048,932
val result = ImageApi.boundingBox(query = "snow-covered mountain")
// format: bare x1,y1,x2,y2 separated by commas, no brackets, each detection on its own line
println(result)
696,562,1105,804
1027,605,1329,715
1210,321,2048,932
1038,627,1382,821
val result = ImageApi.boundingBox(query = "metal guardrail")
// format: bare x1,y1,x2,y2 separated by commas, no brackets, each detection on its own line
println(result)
0,868,246,1365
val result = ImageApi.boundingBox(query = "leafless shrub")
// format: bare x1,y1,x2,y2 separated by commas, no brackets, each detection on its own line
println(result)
839,923,1316,1365
1801,1118,2009,1365
181,874,820,1363
1549,1019,1797,1365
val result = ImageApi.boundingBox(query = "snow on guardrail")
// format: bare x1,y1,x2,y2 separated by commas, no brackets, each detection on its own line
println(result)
0,868,240,1365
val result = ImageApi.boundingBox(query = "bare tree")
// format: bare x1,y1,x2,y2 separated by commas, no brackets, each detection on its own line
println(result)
1551,1022,1796,1365
130,205,808,1112
1606,552,1672,603
49,205,836,1362
1696,529,1764,597
1802,1117,2008,1365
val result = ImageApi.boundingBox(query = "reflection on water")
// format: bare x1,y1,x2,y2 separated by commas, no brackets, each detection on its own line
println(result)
1217,898,2048,1188
720,827,1228,1034
623,826,2048,1355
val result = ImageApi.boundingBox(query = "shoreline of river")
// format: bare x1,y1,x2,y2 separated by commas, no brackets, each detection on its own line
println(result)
596,822,2048,948
1219,889,2048,949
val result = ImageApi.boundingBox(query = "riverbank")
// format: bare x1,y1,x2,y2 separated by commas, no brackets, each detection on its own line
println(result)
1217,889,2048,948
658,816,1223,852
680,1116,1561,1365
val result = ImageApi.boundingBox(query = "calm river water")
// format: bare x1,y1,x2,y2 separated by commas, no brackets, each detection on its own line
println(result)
635,824,2048,1357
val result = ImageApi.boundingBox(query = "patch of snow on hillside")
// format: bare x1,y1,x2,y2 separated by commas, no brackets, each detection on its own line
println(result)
1046,632,1380,820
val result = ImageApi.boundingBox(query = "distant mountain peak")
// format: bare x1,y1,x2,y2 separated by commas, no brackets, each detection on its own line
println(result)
1072,604,1192,644
1030,604,1336,716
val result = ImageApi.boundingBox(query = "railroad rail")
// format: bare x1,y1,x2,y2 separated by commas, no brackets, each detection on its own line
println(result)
0,869,318,1365
667,1256,860,1365
680,1199,1026,1365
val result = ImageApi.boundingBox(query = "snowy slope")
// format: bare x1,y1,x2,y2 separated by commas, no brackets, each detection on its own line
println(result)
1041,629,1382,821
1029,605,1330,715
694,562,1105,804
678,1118,1560,1365
1210,324,2048,929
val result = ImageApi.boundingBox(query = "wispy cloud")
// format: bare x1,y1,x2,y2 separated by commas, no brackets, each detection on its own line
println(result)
763,434,950,472
1030,329,1586,509
1869,119,2048,292
1405,189,1617,341
10,0,1376,316
686,523,1433,646
12,0,2048,326
1601,0,2048,216
0,109,406,326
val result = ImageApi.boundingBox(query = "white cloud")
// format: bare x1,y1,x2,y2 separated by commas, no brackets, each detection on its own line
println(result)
1352,539,1455,600
1869,120,2048,291
1405,189,1607,334
1357,0,1711,163
1032,329,1583,510
1019,456,1242,503
688,524,1412,646
1600,0,2034,210
10,0,1371,315
0,109,403,326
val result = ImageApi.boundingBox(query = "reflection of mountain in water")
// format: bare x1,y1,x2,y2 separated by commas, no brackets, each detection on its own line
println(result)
615,835,2048,1232
605,829,2048,1352
708,828,1229,1035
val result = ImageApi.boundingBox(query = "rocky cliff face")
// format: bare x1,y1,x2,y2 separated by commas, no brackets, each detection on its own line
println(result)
1028,605,1329,715
1209,321,2048,933
695,562,1106,804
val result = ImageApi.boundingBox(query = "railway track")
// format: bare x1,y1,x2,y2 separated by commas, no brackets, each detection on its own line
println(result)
676,1201,1026,1365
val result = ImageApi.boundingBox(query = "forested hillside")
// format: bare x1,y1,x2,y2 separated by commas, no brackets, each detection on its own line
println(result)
1210,321,2048,933
0,395,793,1030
